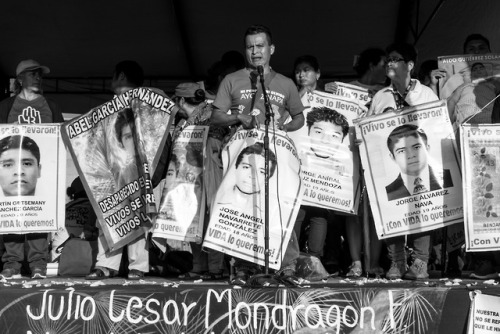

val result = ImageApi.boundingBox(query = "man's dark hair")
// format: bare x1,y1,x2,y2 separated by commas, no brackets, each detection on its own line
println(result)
294,55,320,73
463,34,491,53
0,135,40,164
418,59,438,83
114,60,144,87
354,48,386,77
115,108,135,145
244,25,273,45
387,124,428,155
386,43,418,64
306,107,349,140
235,142,277,177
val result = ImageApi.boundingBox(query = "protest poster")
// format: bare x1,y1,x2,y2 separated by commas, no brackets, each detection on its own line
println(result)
467,293,500,334
437,53,500,126
152,125,208,243
461,124,500,251
287,90,363,214
0,124,65,234
62,88,175,251
203,126,302,269
328,81,371,113
355,100,463,239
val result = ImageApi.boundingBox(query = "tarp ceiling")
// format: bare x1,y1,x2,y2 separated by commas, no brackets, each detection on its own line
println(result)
1,0,499,114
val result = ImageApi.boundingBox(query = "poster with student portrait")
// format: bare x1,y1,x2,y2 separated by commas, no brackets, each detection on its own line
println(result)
437,54,500,127
461,124,500,251
152,125,208,243
0,124,65,234
288,90,363,214
355,100,463,239
62,88,175,251
203,126,302,269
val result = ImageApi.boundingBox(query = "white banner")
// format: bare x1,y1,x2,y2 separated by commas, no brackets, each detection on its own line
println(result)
152,125,208,242
203,126,302,269
288,90,362,213
355,100,463,239
461,124,500,251
0,124,65,233
467,293,500,334
62,88,174,251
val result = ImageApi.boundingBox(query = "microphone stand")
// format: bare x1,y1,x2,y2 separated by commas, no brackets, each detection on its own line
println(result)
246,66,280,287
258,66,273,275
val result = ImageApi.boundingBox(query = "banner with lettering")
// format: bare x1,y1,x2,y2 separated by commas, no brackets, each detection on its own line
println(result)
288,90,362,214
0,285,451,334
467,293,500,334
461,124,500,251
152,125,208,243
62,87,175,251
355,100,463,239
437,53,500,127
0,124,65,233
203,126,301,269
328,81,370,113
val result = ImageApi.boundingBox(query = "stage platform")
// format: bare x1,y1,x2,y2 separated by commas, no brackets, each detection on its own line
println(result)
0,272,498,334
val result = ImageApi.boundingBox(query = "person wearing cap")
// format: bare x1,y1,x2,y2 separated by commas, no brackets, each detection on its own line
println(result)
0,60,63,280
165,82,228,280
86,60,150,281
0,59,64,124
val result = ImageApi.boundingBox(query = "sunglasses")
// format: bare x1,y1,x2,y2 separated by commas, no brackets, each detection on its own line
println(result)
385,57,406,65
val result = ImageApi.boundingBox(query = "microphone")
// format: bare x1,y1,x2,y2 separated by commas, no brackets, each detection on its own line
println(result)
257,65,264,77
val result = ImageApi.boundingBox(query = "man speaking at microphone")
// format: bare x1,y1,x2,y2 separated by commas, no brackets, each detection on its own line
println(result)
210,24,304,132
210,24,305,285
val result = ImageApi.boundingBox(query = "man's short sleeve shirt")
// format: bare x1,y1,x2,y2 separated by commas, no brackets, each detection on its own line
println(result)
213,69,304,124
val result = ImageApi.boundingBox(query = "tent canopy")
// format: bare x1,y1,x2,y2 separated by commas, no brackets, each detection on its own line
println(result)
1,0,498,113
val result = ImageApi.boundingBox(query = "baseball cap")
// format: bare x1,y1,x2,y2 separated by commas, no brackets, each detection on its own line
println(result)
16,59,50,76
174,82,201,98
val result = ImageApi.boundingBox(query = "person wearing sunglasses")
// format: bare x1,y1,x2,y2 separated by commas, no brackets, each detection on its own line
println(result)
368,43,437,117
366,43,438,281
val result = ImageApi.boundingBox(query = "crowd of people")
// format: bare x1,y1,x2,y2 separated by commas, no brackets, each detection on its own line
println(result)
0,25,498,285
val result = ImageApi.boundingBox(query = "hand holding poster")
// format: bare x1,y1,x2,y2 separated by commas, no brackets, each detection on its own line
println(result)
203,126,302,269
461,124,500,251
438,54,500,125
62,88,174,251
0,124,65,233
152,125,208,243
355,100,463,239
287,90,362,213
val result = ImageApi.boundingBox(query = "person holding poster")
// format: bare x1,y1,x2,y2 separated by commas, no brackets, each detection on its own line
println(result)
86,60,150,280
435,34,499,279
167,82,227,280
0,59,63,280
290,55,343,276
0,136,45,278
367,43,438,280
295,106,349,265
323,48,388,277
210,24,304,285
